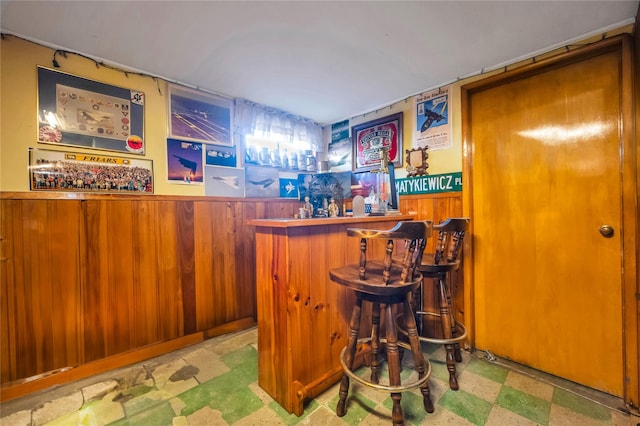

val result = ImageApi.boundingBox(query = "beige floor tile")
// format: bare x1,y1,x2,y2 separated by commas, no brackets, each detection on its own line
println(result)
484,405,539,426
182,347,229,383
505,370,555,401
185,405,228,426
32,392,83,426
81,380,118,402
172,416,189,426
455,369,503,404
300,405,349,425
610,410,638,426
548,403,612,426
232,405,285,425
169,396,188,416
0,409,31,426
421,406,475,425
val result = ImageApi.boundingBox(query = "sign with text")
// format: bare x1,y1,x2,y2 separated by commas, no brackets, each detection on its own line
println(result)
396,172,462,195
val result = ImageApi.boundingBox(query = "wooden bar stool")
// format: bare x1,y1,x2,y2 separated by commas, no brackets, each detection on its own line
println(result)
416,217,470,391
329,220,434,426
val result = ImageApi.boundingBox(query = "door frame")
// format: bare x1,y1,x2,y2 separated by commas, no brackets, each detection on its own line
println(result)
460,35,638,406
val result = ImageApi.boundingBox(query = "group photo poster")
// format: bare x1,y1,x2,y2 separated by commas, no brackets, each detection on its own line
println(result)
414,85,451,151
29,148,153,193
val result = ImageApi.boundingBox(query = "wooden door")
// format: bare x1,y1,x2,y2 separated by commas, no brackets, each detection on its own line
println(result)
465,42,631,397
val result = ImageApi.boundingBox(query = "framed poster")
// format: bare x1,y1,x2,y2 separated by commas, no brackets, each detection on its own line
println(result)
245,165,279,198
414,86,451,151
205,144,237,168
166,138,204,184
29,148,153,193
352,112,403,172
168,84,233,146
205,165,245,197
329,119,351,172
37,66,145,154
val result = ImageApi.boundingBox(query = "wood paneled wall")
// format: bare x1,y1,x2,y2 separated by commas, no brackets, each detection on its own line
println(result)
399,193,465,338
0,191,461,400
0,193,298,400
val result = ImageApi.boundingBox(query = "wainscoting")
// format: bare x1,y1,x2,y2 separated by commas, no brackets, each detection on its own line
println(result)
0,191,461,401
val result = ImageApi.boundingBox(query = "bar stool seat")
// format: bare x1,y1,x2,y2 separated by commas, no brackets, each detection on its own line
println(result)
416,217,470,391
329,220,434,426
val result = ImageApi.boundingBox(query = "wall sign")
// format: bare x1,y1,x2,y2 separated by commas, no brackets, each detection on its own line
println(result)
396,172,462,195
352,112,403,172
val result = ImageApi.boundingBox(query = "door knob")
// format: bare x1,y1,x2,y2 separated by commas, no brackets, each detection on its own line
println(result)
599,225,614,238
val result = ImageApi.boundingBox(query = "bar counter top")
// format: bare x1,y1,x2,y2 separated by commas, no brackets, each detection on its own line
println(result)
247,213,414,228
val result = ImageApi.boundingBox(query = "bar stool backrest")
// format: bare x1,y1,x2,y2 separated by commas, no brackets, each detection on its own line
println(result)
346,220,433,285
433,218,470,265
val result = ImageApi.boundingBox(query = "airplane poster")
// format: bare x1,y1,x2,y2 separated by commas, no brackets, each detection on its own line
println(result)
205,165,244,197
166,138,203,184
245,165,279,198
168,84,233,146
279,172,299,198
414,85,452,151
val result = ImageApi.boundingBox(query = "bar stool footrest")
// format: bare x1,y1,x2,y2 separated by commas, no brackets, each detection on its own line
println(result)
340,337,431,393
397,313,468,345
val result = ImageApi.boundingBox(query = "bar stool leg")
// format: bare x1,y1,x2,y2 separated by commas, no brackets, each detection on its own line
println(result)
383,303,404,426
337,296,363,417
443,278,463,363
437,275,459,390
403,299,434,413
370,302,381,384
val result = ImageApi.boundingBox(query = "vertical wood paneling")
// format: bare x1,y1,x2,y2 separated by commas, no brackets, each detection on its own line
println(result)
176,201,196,334
1,194,457,397
131,200,160,347
83,200,107,362
0,195,302,393
1,200,17,381
155,201,184,341
0,199,83,381
48,200,83,370
399,193,463,338
237,202,257,320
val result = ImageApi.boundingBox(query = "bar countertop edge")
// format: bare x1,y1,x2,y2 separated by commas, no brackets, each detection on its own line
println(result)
247,214,415,228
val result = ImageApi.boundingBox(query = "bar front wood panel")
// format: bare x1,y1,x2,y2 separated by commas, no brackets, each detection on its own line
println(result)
250,216,413,415
0,193,299,400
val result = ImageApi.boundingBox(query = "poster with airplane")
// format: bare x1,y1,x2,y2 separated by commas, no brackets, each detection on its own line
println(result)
168,84,233,146
166,138,203,184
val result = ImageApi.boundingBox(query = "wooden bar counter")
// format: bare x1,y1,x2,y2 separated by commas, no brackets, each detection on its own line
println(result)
247,214,414,415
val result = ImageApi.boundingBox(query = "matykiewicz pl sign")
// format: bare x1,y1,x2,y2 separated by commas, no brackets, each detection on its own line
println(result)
396,172,462,195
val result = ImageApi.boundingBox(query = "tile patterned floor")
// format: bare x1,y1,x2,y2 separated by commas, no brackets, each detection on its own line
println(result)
1,327,637,426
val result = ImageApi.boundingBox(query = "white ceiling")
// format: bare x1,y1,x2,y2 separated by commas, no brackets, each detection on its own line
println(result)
1,1,637,125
